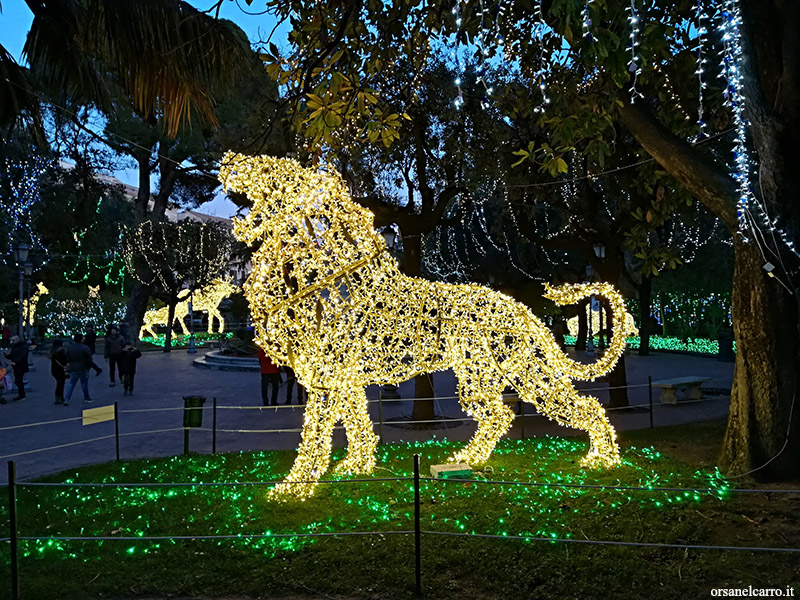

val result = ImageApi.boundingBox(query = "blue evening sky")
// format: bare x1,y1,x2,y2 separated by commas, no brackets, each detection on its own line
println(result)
0,0,288,217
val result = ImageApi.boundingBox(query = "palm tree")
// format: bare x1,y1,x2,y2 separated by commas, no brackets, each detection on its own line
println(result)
1,0,250,138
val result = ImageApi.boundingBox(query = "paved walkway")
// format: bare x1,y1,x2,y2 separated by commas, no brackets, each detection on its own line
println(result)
0,348,734,483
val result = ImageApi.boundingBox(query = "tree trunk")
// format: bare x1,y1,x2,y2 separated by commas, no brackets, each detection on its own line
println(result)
126,280,152,342
163,299,177,353
607,353,629,408
402,233,438,424
575,297,588,351
720,240,800,478
638,275,652,357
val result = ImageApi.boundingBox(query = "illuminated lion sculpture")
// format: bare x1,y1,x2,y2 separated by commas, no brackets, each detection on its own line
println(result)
220,153,635,500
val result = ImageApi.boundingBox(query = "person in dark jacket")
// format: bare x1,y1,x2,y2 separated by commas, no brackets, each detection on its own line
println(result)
64,333,93,405
282,365,305,405
104,326,125,387
118,344,142,396
50,339,68,405
257,347,282,406
8,335,29,401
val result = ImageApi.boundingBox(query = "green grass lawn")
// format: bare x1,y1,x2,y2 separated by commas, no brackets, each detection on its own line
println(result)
1,420,798,599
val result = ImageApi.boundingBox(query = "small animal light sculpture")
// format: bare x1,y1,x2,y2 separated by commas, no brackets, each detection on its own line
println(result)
23,282,49,327
174,279,239,335
220,153,636,500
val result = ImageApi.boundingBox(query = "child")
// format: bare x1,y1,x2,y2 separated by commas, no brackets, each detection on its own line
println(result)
50,339,68,405
118,344,142,396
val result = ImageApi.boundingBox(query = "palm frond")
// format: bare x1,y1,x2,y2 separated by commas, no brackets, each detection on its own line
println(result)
24,0,251,137
0,43,44,142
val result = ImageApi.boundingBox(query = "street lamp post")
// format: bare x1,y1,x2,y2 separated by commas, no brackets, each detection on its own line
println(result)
592,244,606,350
24,262,33,341
12,244,30,338
186,278,197,354
585,264,595,357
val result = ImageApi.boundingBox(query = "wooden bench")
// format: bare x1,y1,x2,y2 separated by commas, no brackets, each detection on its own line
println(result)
652,376,712,405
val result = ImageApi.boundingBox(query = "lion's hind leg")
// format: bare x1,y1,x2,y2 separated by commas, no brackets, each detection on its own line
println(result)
451,365,515,465
520,377,620,468
333,387,377,475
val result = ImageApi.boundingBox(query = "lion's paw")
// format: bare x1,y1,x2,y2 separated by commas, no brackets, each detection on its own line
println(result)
579,449,620,469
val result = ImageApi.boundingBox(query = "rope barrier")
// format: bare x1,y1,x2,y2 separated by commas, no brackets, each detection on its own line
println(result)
422,530,800,553
20,476,413,488
422,476,799,495
118,427,188,437
0,435,117,460
0,416,83,431
17,530,413,542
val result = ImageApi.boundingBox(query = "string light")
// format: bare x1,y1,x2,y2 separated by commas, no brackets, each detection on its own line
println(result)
1,152,50,256
626,0,644,101
452,0,467,109
11,438,729,564
694,2,709,138
219,153,635,500
533,0,550,112
40,286,127,336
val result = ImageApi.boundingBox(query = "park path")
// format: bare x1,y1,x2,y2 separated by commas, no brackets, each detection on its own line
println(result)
0,348,734,483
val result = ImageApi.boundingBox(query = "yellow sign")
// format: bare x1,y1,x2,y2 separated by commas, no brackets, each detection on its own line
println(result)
82,404,116,426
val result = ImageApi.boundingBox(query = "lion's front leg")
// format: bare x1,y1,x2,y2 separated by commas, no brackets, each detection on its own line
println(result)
333,386,377,475
269,388,338,501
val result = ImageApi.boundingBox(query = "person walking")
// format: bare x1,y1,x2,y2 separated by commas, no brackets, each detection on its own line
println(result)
84,324,103,376
50,339,68,405
257,346,282,406
104,326,125,387
64,333,93,405
118,343,142,396
8,335,29,401
283,365,305,405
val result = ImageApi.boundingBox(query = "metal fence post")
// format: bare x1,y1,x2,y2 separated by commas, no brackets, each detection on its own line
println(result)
378,390,384,445
8,460,20,600
114,402,120,461
212,397,217,455
648,376,654,429
413,454,421,596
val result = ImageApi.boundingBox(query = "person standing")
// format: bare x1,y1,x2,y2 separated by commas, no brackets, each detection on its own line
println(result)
8,335,29,401
104,326,125,387
257,346,282,406
1,324,11,348
0,348,11,404
283,365,305,405
118,343,142,396
64,333,93,405
50,339,68,405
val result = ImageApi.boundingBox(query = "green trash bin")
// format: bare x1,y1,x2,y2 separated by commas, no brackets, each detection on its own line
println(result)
183,396,206,428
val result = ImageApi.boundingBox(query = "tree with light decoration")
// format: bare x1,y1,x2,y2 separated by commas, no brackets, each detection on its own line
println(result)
259,0,800,480
120,220,233,351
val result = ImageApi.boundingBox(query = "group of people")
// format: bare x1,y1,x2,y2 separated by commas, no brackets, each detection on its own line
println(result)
257,346,305,407
0,324,142,407
48,325,142,405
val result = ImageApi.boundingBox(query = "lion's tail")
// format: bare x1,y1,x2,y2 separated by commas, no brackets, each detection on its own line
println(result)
542,282,634,381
